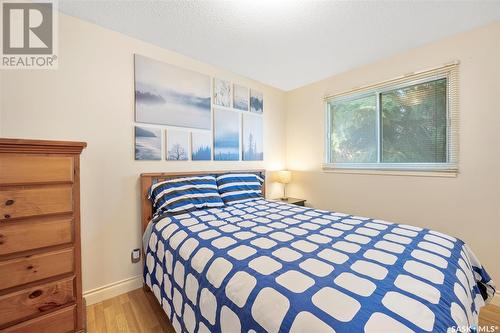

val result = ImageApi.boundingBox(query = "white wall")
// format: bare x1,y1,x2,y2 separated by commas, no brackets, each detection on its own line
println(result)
285,22,500,283
0,14,287,298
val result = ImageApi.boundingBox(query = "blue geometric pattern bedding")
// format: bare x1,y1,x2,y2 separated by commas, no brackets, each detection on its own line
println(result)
143,199,496,333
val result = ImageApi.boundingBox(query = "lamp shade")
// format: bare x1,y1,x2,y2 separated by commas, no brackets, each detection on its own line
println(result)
276,170,292,184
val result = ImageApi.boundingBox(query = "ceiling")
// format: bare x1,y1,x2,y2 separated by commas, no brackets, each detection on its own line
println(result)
59,1,500,91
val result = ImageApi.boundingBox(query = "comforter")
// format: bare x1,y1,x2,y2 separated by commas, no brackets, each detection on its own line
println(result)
143,199,495,333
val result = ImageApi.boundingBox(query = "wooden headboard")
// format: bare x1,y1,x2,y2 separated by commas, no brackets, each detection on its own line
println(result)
140,170,266,233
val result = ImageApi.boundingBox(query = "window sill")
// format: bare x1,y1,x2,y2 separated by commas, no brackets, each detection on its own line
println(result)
322,166,458,178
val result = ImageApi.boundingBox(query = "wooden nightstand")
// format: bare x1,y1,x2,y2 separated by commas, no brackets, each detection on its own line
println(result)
277,197,306,206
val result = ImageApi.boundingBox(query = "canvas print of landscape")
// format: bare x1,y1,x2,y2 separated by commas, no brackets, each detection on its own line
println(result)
214,109,240,161
135,126,161,160
233,84,249,111
214,78,232,107
250,89,263,113
191,131,212,160
167,130,189,160
135,54,211,130
243,114,263,161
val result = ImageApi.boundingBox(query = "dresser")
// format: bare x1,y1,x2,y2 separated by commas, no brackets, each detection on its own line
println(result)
0,139,86,333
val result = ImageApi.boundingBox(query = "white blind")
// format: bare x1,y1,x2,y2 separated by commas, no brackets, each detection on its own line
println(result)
324,63,459,172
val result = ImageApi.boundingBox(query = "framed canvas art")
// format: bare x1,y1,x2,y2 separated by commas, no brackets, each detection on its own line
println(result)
214,78,232,107
135,54,211,130
242,113,263,161
135,126,162,160
214,109,240,161
250,89,263,113
191,131,212,161
233,84,249,111
166,129,189,160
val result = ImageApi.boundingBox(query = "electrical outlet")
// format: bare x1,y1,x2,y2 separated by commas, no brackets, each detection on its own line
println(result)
131,248,141,263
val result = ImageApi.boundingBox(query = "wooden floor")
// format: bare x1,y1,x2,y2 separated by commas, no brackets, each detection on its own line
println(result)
481,304,500,328
86,288,175,333
87,288,500,332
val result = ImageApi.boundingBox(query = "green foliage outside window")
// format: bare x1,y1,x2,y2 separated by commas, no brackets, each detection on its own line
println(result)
329,78,447,165
381,79,447,163
330,95,377,163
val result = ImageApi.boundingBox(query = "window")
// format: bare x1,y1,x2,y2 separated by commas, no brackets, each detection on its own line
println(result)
325,64,458,172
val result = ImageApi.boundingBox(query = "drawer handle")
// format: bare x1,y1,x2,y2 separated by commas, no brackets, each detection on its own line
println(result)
29,289,43,299
5,199,15,206
4,214,10,219
39,302,59,312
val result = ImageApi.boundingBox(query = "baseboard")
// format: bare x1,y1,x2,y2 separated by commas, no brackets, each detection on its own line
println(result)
83,275,143,306
491,292,500,307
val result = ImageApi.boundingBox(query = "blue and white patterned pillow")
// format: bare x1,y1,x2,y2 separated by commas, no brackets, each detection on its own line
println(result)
149,176,224,214
216,173,264,204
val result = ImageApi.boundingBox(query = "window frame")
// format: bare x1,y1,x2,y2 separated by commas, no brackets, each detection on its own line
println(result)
324,64,459,174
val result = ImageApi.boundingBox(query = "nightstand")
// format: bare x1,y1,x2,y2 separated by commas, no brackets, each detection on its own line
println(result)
278,197,306,206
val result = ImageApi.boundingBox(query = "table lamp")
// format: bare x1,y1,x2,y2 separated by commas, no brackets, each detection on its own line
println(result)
276,170,292,200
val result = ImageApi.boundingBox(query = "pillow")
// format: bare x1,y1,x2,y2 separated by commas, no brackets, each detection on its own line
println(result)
149,176,224,214
216,173,264,204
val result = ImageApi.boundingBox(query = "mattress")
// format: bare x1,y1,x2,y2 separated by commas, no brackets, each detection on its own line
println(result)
143,199,495,333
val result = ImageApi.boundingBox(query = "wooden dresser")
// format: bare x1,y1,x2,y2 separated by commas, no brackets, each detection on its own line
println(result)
0,139,86,333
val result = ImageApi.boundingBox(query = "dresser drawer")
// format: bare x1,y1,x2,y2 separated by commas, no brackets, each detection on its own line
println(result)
0,278,75,327
0,218,73,256
0,186,73,220
0,155,73,186
0,248,74,290
0,305,75,333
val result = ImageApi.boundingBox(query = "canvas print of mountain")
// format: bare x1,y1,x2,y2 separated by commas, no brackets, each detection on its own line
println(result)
243,113,263,161
135,54,211,130
135,126,161,160
214,109,240,161
167,130,189,161
214,78,232,107
250,89,263,113
191,131,212,160
233,84,249,111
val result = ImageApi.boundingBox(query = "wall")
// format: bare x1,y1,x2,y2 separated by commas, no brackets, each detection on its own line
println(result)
0,14,287,302
285,22,500,285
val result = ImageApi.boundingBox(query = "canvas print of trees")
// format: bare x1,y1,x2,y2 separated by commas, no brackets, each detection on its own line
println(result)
192,132,212,160
214,78,232,107
135,54,211,130
242,114,263,161
135,126,162,160
167,130,189,160
250,89,263,113
214,109,240,161
234,84,249,111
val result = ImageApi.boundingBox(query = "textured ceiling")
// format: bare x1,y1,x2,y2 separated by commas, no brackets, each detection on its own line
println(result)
59,1,500,91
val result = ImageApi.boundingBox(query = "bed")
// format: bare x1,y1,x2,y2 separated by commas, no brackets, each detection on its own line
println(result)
140,170,495,333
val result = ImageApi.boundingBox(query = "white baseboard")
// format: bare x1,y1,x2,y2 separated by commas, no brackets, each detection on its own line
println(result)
83,275,143,306
491,292,500,307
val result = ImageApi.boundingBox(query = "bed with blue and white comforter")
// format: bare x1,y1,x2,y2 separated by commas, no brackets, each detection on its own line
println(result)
143,199,495,333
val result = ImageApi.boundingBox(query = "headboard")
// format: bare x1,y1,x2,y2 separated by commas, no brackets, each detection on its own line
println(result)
140,170,266,233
